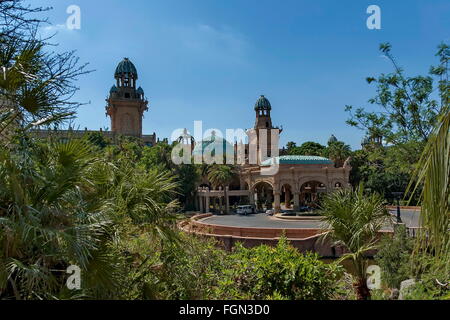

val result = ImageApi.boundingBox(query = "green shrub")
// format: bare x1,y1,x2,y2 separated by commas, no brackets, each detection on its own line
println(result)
213,237,343,300
375,224,414,289
403,254,450,300
155,233,228,299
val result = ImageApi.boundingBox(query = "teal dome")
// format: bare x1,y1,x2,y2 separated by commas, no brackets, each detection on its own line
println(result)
261,155,333,166
328,134,338,144
192,134,234,157
254,95,272,110
110,85,118,93
115,58,138,78
137,86,144,94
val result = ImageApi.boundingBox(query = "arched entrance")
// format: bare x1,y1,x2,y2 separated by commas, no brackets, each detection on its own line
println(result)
253,181,274,212
300,181,327,208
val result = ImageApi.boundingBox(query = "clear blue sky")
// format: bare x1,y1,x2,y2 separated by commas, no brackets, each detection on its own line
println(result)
35,0,449,149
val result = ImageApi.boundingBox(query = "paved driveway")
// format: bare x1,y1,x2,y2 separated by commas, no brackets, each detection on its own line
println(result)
203,213,323,229
201,209,420,230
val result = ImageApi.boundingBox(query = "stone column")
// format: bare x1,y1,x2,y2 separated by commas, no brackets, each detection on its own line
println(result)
293,192,300,211
205,188,210,213
249,190,255,205
199,194,204,213
274,192,281,213
225,186,230,214
285,188,291,208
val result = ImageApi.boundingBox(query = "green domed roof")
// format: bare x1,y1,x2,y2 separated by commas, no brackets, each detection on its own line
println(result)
254,95,271,110
137,86,144,94
192,134,234,157
115,58,138,77
110,85,118,93
328,134,338,144
261,155,333,166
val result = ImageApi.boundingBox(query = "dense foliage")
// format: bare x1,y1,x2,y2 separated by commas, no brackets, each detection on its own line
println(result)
215,238,343,300
320,184,391,300
375,225,413,289
0,0,448,301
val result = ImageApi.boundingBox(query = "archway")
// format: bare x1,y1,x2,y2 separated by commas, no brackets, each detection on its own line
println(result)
333,181,344,189
300,181,327,208
253,181,274,212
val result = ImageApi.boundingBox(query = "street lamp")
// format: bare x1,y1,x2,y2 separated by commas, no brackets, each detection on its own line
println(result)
391,192,403,223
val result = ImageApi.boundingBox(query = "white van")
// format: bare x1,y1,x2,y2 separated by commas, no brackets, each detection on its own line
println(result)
236,205,255,215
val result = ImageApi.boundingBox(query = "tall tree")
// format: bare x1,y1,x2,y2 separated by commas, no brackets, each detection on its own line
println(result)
325,141,351,167
284,141,326,156
345,43,449,145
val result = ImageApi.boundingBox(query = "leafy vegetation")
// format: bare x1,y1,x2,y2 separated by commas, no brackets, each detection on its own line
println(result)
0,0,448,301
320,184,391,300
375,225,413,289
214,238,343,300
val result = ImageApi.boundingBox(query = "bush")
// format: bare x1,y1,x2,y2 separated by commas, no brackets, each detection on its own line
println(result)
155,233,228,299
403,254,450,300
375,225,414,289
213,238,343,300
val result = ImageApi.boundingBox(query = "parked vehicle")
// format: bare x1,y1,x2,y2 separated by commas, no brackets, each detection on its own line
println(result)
265,209,275,216
236,205,255,215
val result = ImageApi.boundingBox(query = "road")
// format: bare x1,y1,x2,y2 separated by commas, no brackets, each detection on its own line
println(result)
201,209,420,230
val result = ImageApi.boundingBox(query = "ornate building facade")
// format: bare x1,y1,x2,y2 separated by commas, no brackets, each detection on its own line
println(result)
33,58,157,146
196,95,352,213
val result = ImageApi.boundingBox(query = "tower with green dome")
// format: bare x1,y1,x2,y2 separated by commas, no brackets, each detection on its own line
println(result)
247,95,282,163
106,58,148,138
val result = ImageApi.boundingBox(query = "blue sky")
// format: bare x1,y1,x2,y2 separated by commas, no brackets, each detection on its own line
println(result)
35,0,449,149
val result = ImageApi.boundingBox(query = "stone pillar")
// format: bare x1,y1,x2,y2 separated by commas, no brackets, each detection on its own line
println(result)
293,192,300,211
199,194,204,213
285,188,291,208
274,192,281,213
205,188,210,213
225,186,230,214
249,191,254,205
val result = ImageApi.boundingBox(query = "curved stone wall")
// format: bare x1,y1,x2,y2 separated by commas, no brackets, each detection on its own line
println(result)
180,214,344,257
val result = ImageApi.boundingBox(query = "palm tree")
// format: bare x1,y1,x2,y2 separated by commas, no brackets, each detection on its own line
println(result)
326,141,352,167
0,135,180,299
320,184,390,300
0,138,115,299
406,43,449,278
207,165,237,214
408,107,449,275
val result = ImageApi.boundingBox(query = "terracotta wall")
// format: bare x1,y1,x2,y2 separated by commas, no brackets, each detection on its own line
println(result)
180,214,398,258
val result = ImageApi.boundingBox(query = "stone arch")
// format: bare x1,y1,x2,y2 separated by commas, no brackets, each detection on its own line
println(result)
252,180,274,212
251,179,275,191
299,179,328,208
297,176,328,189
331,179,346,189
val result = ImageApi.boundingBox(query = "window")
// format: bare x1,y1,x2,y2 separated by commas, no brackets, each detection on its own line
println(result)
124,93,130,98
